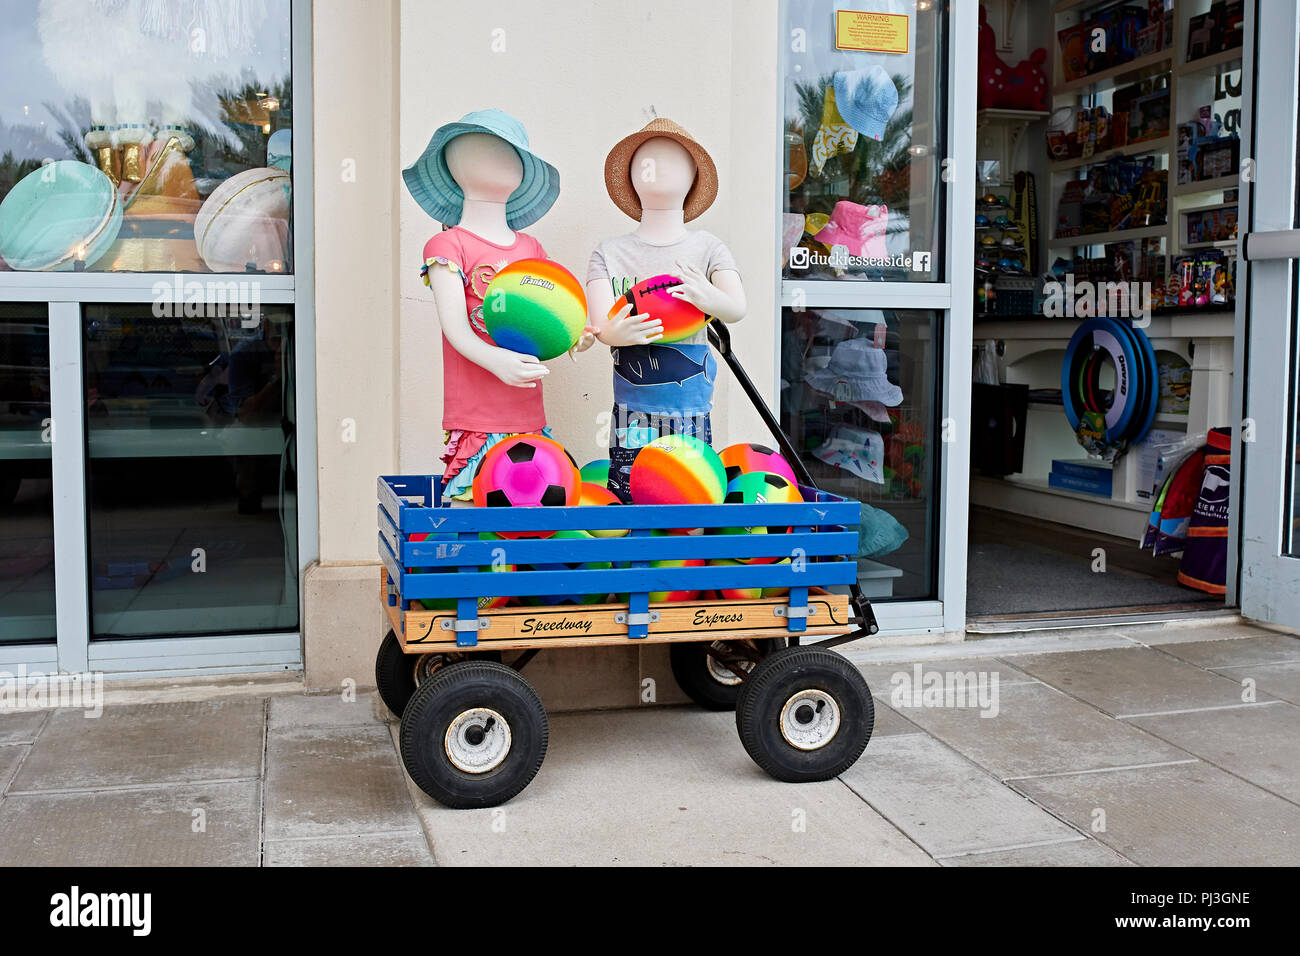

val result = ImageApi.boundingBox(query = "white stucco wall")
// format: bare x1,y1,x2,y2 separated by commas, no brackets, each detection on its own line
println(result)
397,0,780,476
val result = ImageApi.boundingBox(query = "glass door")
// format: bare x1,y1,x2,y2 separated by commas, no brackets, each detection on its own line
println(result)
777,0,974,633
1236,0,1300,624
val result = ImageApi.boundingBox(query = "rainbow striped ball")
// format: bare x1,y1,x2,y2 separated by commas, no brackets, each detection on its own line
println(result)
578,481,628,538
718,442,799,485
629,435,726,505
579,459,611,486
708,557,792,599
483,258,587,361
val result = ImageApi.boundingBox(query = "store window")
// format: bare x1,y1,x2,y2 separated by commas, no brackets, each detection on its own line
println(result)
780,0,946,281
780,307,938,600
0,0,293,274
778,0,945,603
83,303,298,638
0,304,55,642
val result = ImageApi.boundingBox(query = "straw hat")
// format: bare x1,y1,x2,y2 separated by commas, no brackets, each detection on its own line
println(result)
604,118,718,222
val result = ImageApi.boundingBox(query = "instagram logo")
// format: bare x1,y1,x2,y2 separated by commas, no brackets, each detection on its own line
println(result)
789,246,810,269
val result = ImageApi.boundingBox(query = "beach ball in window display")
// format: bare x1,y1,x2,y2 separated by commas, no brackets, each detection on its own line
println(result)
194,167,292,273
0,161,122,271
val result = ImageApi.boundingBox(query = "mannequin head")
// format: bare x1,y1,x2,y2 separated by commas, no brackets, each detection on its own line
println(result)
445,132,523,204
630,136,697,214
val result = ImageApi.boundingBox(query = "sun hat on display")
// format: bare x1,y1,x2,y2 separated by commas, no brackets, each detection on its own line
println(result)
832,66,900,141
604,118,718,222
813,200,890,258
402,109,559,229
804,337,904,406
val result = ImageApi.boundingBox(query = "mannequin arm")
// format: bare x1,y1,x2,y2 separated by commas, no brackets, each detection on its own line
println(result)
429,268,548,387
584,278,664,347
670,264,747,323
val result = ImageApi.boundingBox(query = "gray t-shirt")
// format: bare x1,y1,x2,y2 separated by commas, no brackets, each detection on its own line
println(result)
587,230,739,345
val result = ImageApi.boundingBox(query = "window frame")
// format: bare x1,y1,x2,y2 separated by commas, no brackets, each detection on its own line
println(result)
0,0,315,675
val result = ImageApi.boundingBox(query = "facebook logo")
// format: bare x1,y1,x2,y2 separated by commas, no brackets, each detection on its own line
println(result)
912,251,931,272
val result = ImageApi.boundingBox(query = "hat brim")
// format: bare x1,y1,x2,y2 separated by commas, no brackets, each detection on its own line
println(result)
604,129,718,223
804,372,903,406
403,122,560,229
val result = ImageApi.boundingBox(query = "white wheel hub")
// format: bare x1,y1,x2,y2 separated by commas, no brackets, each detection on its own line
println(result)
706,641,756,686
779,689,841,751
444,707,511,773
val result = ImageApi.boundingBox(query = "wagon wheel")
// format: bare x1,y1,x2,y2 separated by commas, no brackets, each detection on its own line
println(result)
374,629,500,718
399,660,549,809
734,646,874,782
669,638,784,711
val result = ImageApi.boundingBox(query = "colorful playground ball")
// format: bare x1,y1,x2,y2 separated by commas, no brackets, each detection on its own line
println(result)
483,258,587,361
579,458,611,486
717,442,799,485
628,435,726,506
607,274,711,344
521,529,612,605
471,434,580,538
707,557,791,600
716,472,803,533
578,481,628,538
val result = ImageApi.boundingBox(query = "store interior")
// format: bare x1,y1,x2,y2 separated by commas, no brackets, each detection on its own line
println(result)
966,0,1240,625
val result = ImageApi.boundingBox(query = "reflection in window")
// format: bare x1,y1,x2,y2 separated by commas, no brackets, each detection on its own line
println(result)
781,307,938,600
83,303,298,638
0,0,293,274
0,304,55,642
780,0,945,281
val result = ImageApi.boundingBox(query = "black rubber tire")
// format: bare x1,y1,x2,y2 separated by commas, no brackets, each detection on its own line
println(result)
735,646,874,783
375,630,416,717
399,660,548,809
670,639,783,711
374,629,501,718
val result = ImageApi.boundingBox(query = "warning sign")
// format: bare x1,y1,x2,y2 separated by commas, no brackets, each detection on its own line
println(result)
834,10,909,54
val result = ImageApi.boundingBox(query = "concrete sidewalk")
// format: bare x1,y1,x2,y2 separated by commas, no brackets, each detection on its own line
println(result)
0,618,1297,866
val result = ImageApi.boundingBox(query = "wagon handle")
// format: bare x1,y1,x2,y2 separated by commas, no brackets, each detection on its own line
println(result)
707,319,878,639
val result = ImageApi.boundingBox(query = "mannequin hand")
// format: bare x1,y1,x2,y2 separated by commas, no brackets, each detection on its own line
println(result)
571,326,599,354
669,261,727,317
483,347,549,388
597,302,663,346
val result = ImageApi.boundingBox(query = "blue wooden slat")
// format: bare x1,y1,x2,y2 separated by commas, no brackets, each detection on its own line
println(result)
398,561,858,601
391,498,859,535
377,504,400,556
401,530,858,566
377,533,403,591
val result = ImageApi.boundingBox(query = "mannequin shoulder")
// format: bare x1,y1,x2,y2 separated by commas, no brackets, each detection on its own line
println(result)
422,228,463,262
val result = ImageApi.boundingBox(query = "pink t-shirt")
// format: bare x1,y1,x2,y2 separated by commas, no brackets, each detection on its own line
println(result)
422,226,549,433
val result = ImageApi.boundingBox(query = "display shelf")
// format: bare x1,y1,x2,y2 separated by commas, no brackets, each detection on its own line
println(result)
1178,47,1244,76
1171,173,1239,196
1049,135,1173,173
1054,50,1173,95
977,108,1052,123
1048,223,1168,248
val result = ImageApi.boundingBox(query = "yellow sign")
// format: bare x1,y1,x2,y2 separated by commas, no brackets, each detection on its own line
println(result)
834,10,909,54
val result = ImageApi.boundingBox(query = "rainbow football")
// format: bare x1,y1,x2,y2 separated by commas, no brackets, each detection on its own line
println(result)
608,274,711,344
718,442,799,486
629,435,727,506
471,434,580,538
483,258,587,361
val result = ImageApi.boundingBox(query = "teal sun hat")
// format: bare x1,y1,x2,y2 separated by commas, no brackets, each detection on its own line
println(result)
402,109,559,229
832,66,900,142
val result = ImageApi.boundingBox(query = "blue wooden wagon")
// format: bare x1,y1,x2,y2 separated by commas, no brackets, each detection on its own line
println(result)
375,322,879,808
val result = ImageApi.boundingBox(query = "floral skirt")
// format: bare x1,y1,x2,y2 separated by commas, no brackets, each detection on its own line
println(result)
440,426,555,502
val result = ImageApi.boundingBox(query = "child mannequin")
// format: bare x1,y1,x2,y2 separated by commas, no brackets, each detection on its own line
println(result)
578,119,746,502
403,110,562,502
